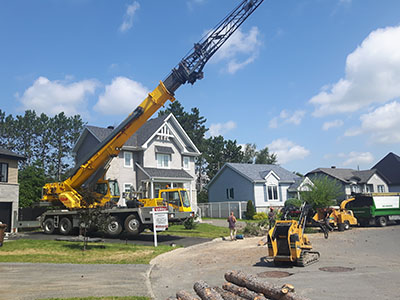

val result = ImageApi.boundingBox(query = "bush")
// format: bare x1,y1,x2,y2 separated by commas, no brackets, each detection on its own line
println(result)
253,212,268,220
285,198,302,208
245,200,255,220
183,216,198,230
242,220,268,236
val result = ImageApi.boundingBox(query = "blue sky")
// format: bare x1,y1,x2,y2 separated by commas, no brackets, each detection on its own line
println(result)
1,0,400,174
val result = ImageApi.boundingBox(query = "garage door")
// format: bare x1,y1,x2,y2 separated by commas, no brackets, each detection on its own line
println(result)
0,202,12,232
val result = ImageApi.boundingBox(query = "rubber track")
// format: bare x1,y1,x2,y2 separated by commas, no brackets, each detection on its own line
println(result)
296,250,320,267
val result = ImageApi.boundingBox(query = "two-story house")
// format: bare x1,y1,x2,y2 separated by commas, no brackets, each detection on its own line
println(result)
306,167,389,200
73,113,201,209
0,147,25,233
372,152,400,192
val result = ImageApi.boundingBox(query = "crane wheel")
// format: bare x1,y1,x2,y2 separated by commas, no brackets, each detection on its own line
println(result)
124,214,142,236
43,218,55,234
105,216,123,237
59,217,72,235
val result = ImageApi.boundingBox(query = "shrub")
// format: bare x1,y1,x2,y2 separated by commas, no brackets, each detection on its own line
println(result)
253,212,268,220
183,216,198,230
245,200,255,220
285,198,302,208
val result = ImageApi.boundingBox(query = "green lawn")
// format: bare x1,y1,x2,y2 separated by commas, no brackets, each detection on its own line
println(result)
156,223,230,239
0,239,174,264
40,297,149,300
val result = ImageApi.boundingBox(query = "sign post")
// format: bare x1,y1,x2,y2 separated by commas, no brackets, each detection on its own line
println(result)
150,207,168,247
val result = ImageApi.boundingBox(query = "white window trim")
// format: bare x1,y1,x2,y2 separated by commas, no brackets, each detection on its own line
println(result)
156,153,171,169
267,185,279,201
123,183,133,193
183,156,190,170
124,151,133,168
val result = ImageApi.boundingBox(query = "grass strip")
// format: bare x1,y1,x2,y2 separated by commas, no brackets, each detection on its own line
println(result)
0,239,175,264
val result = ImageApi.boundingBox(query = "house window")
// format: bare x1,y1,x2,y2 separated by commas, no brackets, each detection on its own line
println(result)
157,153,170,168
124,183,132,193
124,151,133,168
377,185,385,193
226,188,234,199
0,163,8,182
267,185,278,201
183,156,190,169
365,184,374,193
351,185,360,193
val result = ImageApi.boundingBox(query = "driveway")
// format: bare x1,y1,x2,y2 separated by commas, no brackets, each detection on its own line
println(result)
150,226,400,299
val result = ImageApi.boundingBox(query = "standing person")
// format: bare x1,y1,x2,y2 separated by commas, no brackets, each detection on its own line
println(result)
268,207,276,230
227,211,237,241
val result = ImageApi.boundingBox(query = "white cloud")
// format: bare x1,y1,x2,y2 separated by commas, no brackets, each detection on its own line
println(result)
339,151,374,167
309,25,400,116
267,138,310,164
119,1,140,33
18,76,98,116
322,119,344,130
209,121,236,137
94,77,149,115
269,110,306,128
187,0,206,10
212,26,261,74
344,101,400,143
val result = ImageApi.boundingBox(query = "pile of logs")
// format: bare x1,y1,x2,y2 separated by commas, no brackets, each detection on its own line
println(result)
167,270,310,300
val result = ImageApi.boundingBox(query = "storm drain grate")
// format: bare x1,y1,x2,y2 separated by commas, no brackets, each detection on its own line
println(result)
319,266,355,272
257,271,293,278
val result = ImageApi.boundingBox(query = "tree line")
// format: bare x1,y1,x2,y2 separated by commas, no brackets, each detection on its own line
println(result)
0,109,85,207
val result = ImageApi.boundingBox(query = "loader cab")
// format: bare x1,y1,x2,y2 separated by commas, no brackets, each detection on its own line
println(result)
159,188,191,212
94,179,121,206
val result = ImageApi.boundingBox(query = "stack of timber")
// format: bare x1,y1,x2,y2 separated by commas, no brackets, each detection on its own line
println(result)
167,270,310,300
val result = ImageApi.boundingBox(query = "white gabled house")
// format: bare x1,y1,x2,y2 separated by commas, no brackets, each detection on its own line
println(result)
207,163,301,212
73,113,201,209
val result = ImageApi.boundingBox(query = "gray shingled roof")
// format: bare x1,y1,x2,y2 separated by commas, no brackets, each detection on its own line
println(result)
225,163,299,183
142,167,193,179
288,177,305,192
372,152,400,184
86,114,168,148
155,146,174,154
0,147,25,160
307,167,377,184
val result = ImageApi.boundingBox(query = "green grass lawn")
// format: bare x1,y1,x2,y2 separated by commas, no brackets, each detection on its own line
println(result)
39,297,149,300
156,223,230,239
0,239,175,264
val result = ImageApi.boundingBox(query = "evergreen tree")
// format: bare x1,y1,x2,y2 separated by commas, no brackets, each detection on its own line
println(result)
255,146,277,164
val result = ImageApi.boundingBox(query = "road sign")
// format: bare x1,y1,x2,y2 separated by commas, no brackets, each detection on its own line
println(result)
150,207,169,247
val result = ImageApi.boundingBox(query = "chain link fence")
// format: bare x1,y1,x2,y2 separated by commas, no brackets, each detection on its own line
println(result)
197,201,248,219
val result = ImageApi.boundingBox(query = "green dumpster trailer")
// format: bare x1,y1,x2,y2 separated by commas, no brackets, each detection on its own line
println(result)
347,193,400,227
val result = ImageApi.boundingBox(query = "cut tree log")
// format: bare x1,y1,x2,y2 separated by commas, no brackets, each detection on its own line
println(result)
194,280,225,300
224,271,310,300
177,290,200,300
213,286,247,300
222,282,269,300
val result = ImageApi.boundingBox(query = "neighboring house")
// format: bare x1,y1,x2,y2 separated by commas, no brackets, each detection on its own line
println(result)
0,147,25,233
306,167,389,200
73,113,201,209
371,152,400,192
207,163,300,212
287,176,314,199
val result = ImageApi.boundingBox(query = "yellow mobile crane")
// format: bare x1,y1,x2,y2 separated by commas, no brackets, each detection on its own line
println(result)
39,0,264,237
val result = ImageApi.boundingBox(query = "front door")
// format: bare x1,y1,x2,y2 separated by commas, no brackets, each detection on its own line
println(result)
0,202,12,232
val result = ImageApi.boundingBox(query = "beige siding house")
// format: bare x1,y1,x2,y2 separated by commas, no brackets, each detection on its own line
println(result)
0,148,25,233
73,113,201,210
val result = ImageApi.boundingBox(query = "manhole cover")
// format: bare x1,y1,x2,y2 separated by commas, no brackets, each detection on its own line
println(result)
319,266,355,272
257,271,293,278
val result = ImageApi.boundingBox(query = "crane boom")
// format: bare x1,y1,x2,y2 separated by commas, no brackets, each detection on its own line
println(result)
42,0,264,209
